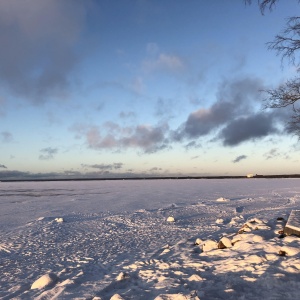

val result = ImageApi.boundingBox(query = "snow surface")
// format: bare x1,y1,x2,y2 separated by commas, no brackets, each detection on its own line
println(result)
1,178,300,299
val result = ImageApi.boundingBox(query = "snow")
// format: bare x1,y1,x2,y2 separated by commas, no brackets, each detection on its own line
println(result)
31,273,58,290
284,209,300,232
1,178,300,299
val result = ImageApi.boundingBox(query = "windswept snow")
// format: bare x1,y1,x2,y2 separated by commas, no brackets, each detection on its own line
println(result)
1,179,300,299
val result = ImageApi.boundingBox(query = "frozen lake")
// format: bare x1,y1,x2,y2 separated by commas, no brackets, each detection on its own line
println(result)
1,178,300,232
1,178,300,299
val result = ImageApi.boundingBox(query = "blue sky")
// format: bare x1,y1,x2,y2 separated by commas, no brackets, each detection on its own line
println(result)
0,0,299,179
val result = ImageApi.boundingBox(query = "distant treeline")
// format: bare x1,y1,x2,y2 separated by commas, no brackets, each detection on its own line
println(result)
1,174,300,182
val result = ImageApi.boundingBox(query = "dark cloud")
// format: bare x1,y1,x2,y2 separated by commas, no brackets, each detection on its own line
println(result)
1,131,13,142
171,77,293,146
173,77,265,142
39,147,58,160
0,164,7,169
232,155,247,163
0,170,31,179
0,0,92,103
220,112,278,146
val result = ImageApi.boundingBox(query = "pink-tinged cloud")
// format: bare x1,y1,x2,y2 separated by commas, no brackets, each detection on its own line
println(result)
84,123,169,154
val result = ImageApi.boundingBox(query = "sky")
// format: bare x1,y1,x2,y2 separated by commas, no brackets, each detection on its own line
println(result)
0,0,300,180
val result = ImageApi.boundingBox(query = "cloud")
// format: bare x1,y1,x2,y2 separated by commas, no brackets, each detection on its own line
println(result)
173,77,265,142
143,53,185,73
0,0,91,103
264,148,281,160
78,123,169,154
119,111,136,119
0,164,7,169
220,112,279,146
184,141,202,150
154,98,177,120
82,163,124,171
39,147,58,160
232,155,247,163
171,76,294,146
149,167,162,172
1,131,13,142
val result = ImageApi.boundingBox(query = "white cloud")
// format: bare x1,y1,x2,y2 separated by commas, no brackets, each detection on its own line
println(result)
143,53,185,73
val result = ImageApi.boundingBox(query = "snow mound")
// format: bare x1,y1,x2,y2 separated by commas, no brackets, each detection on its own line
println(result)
155,293,200,300
31,273,58,290
216,197,230,202
55,217,64,223
110,294,124,300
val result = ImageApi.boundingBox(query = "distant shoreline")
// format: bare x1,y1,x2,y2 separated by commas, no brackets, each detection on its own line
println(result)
1,174,300,182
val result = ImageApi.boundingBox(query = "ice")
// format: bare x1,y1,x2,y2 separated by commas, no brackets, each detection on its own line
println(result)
1,178,300,299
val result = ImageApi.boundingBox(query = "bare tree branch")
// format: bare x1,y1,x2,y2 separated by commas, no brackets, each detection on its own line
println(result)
286,112,300,136
246,0,300,136
264,78,300,110
245,0,279,14
268,17,300,66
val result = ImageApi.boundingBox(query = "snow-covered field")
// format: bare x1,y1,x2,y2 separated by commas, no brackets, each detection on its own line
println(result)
1,179,300,299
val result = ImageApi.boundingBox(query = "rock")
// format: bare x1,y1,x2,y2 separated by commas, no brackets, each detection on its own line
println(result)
31,273,58,290
167,216,175,222
216,218,224,224
218,237,232,249
116,272,129,281
278,250,287,256
202,240,218,252
194,238,203,245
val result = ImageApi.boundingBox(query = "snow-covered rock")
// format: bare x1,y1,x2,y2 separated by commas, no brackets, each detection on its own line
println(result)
155,293,200,300
202,240,218,252
55,217,64,223
218,237,232,249
116,272,129,281
216,197,230,202
31,273,58,289
110,294,125,300
194,238,203,245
